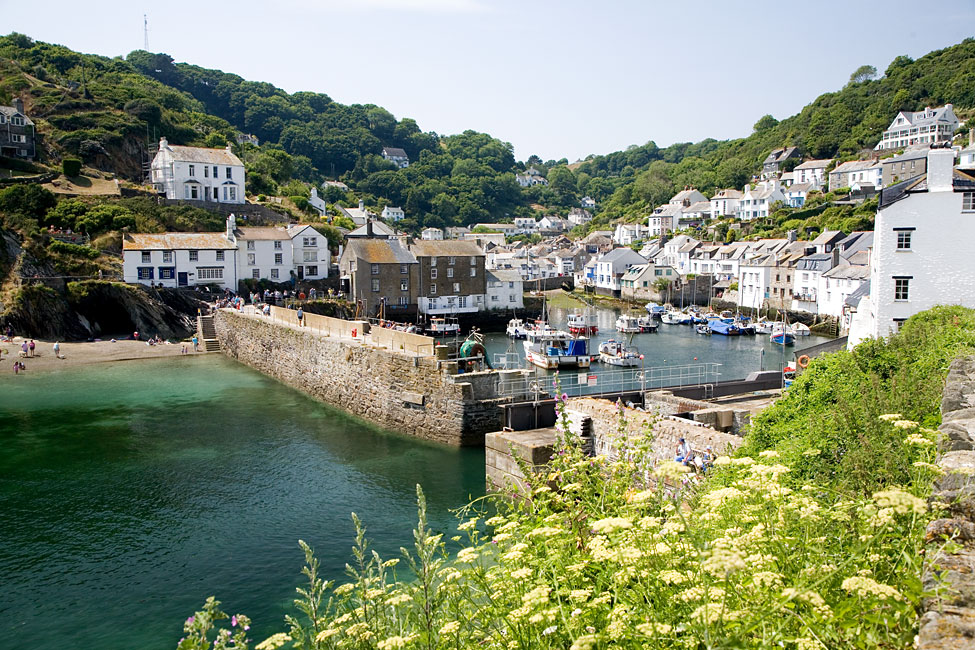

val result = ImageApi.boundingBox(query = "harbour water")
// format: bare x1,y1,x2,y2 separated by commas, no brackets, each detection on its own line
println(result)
482,305,833,382
0,356,484,650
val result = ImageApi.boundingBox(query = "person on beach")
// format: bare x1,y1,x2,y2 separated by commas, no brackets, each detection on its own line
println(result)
53,341,62,359
297,307,304,327
21,341,28,357
192,335,199,352
28,340,35,357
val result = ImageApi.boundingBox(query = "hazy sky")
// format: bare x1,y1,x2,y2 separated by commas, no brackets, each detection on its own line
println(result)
3,1,974,161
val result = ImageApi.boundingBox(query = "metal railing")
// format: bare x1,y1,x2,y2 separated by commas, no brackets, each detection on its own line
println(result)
496,362,721,401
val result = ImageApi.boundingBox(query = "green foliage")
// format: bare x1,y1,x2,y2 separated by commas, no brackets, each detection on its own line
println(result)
330,215,356,231
0,183,57,220
48,239,100,259
61,157,82,177
849,65,878,84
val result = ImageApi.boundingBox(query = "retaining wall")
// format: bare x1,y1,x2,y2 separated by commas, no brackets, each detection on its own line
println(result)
214,309,504,445
919,356,975,648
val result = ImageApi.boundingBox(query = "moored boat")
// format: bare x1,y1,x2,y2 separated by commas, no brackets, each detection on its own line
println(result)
770,322,795,346
567,310,598,336
427,316,461,337
708,319,741,336
791,322,811,336
637,316,658,332
696,323,712,335
524,336,591,369
598,339,641,367
754,321,774,334
645,302,667,318
506,318,528,339
616,313,642,333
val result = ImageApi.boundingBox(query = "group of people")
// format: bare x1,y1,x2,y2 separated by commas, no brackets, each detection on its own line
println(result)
675,437,715,473
376,319,420,333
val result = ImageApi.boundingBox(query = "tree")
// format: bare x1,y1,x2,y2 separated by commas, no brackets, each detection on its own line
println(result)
753,114,778,133
849,65,878,84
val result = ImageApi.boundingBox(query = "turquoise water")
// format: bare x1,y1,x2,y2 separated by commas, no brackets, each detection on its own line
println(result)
0,356,485,649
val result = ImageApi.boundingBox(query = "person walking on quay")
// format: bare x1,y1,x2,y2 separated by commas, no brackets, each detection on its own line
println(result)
192,334,199,352
297,307,304,327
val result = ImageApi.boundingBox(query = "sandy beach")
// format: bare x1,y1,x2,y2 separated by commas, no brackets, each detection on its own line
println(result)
0,338,211,373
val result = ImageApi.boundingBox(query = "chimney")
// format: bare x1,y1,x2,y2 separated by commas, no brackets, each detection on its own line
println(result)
831,246,840,268
927,147,956,192
366,219,374,237
159,136,168,148
787,229,797,243
226,213,236,239
970,127,974,148
358,199,365,211
11,97,24,114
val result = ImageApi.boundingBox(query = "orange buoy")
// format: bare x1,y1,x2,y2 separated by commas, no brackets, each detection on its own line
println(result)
797,354,811,369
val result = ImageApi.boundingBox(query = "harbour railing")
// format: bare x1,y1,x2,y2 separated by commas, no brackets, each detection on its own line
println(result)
495,362,721,401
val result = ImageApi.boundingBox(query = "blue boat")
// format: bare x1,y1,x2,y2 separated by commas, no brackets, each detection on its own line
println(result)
708,319,741,336
770,323,795,346
645,302,667,318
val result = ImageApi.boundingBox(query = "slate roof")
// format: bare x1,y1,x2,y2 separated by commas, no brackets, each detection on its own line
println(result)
236,227,289,241
123,232,236,250
382,146,408,158
710,189,742,200
845,280,870,307
410,240,485,257
164,144,243,166
0,106,33,124
831,160,881,174
794,159,832,170
344,238,416,264
348,221,397,237
763,146,799,164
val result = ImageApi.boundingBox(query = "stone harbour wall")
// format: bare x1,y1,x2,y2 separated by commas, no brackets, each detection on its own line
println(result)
920,356,975,648
214,309,504,445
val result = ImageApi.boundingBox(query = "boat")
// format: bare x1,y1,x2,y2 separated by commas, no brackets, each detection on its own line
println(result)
506,318,529,339
770,322,796,346
525,321,573,344
662,310,694,325
524,336,591,369
645,302,667,318
427,316,461,337
791,322,811,336
636,316,658,332
735,319,756,335
567,310,598,336
754,321,774,334
616,313,642,333
708,319,741,336
598,339,641,367
696,323,711,335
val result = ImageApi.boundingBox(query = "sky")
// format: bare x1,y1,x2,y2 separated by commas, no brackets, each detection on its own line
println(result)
2,0,974,162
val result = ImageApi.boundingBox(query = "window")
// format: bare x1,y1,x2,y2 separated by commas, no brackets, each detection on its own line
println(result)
431,256,437,266
963,193,975,211
222,187,228,201
508,281,514,288
453,282,460,293
12,116,24,126
400,280,409,291
159,267,175,280
216,251,225,261
188,164,195,177
894,277,911,301
896,231,912,250
303,251,315,262
447,268,454,278
275,253,283,265
431,268,438,279
162,251,173,263
303,237,317,247
252,269,260,279
306,266,318,276
189,250,199,261
470,268,476,277
141,251,151,263
138,267,153,280
509,295,516,302
228,187,237,201
270,269,279,279
213,187,219,200
226,167,232,179
372,264,380,275
459,296,467,308
491,295,499,302
398,296,408,306
448,256,455,266
372,279,380,292
204,166,209,178
400,264,408,274
197,267,223,280
430,284,437,295
470,257,476,266
247,241,255,250
248,253,256,265
274,241,282,250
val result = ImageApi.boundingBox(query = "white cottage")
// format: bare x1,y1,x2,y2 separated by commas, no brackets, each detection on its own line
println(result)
150,138,245,203
122,232,238,289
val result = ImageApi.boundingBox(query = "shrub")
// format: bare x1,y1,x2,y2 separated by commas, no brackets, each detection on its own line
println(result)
48,239,100,259
62,157,83,177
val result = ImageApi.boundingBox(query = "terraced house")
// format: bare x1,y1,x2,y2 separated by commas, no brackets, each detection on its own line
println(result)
338,239,419,317
0,98,34,159
410,240,486,315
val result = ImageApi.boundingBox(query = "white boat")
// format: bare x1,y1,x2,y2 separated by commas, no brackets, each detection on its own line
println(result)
598,339,641,367
567,310,598,336
525,322,573,344
427,317,460,337
791,322,811,336
662,310,694,325
636,316,658,332
770,322,795,346
616,313,642,333
754,321,774,334
524,336,591,369
506,318,528,339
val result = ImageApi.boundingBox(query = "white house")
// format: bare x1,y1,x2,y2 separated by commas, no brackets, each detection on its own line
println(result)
613,223,648,246
849,148,975,346
287,224,329,281
381,205,405,222
231,215,329,283
581,196,597,209
647,203,681,236
308,187,328,216
737,254,776,311
792,159,832,188
958,130,975,169
568,208,593,226
669,187,708,206
150,137,245,203
421,227,444,240
122,232,238,289
739,180,786,220
381,146,410,168
337,200,376,227
538,215,569,234
679,201,711,227
874,104,959,151
817,261,870,318
485,269,524,310
593,248,647,297
513,217,538,234
709,189,742,218
828,160,883,192
516,167,548,187
785,182,816,208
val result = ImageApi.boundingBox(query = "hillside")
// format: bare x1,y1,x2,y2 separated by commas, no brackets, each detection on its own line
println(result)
1,33,974,236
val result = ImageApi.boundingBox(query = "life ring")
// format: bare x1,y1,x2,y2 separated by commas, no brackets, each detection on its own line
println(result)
797,355,811,369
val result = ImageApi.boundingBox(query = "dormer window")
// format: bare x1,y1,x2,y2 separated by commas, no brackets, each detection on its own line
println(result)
12,116,24,126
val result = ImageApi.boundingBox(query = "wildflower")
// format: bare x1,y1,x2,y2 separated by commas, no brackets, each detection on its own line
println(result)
522,585,551,605
533,486,552,494
439,621,461,635
679,585,725,602
511,568,532,580
492,533,512,543
590,593,611,607
701,486,744,508
913,461,945,475
382,558,399,568
527,526,561,538
562,482,583,492
751,571,783,589
841,576,904,601
458,518,479,531
571,608,582,617
365,588,384,599
630,489,655,503
802,448,821,457
655,460,690,481
543,625,558,636
703,548,747,576
569,589,592,602
456,548,479,563
440,569,462,583
878,413,903,421
905,433,935,446
637,622,673,636
230,616,237,627
315,629,339,642
497,521,519,533
485,516,506,527
893,419,919,429
591,517,633,534
333,583,355,596
759,449,780,458
377,635,409,649
657,570,688,585
386,593,411,606
570,634,597,650
255,633,293,650
796,638,825,650
345,623,372,641
873,488,927,515
730,456,755,466
690,603,725,624
781,588,831,617
713,455,732,466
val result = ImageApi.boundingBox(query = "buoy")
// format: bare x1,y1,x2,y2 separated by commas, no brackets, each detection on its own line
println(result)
797,355,811,369
694,357,698,361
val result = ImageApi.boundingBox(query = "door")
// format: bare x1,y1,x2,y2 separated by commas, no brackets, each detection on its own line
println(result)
178,272,188,287
297,266,304,280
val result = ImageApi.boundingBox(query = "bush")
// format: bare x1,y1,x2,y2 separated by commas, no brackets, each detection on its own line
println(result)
48,239,100,259
62,158,83,177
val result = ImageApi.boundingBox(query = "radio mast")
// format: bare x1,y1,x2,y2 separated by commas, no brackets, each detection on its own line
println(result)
144,14,149,50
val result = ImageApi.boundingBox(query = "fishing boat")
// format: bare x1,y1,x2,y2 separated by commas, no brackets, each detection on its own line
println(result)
598,339,641,367
567,310,598,336
637,316,659,332
524,336,591,369
616,313,642,333
770,322,796,346
506,318,529,339
791,322,811,336
426,316,461,337
708,319,741,336
696,323,712,335
525,321,573,344
735,318,756,335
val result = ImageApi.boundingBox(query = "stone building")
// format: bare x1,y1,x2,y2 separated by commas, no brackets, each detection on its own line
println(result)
0,98,35,159
338,239,419,318
410,240,487,315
